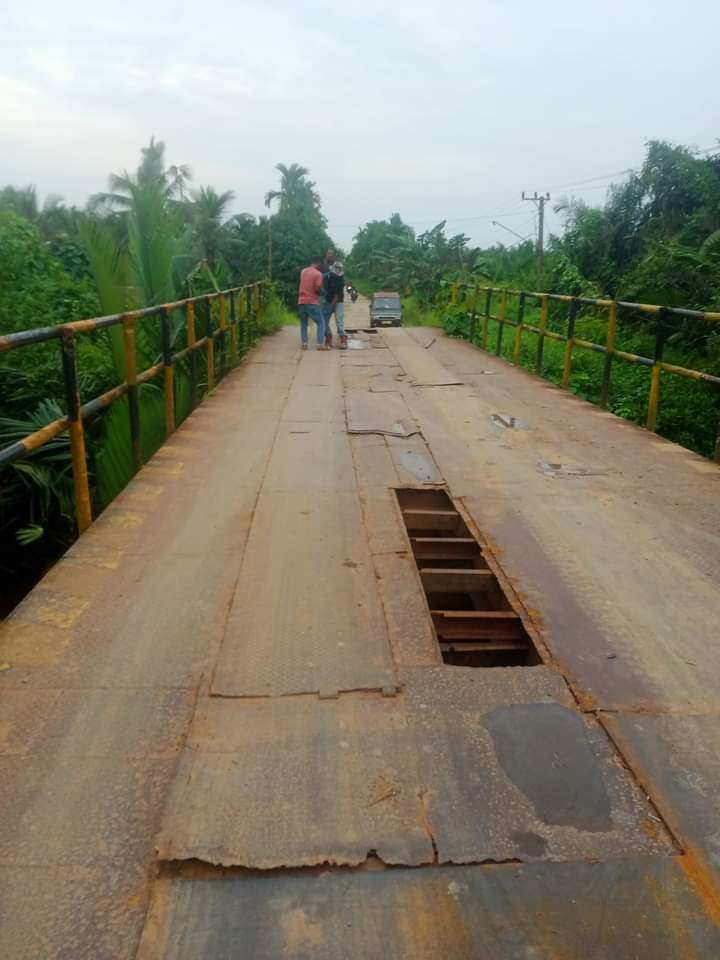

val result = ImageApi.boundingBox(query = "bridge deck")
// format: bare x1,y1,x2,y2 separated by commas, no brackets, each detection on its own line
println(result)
2,298,720,958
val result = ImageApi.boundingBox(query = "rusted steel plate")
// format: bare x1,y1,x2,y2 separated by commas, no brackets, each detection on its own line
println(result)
0,862,149,960
137,858,720,959
463,494,720,713
263,423,357,493
383,327,464,386
357,485,409,555
345,389,418,438
372,553,441,666
211,491,397,698
604,713,720,882
162,668,668,869
0,752,176,869
401,667,673,864
0,687,193,758
157,695,431,868
350,435,400,489
283,379,344,424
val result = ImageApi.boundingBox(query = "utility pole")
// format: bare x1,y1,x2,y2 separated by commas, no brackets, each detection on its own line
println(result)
522,191,550,286
267,218,273,281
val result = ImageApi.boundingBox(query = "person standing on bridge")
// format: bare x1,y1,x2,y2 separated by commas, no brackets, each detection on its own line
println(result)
324,261,348,349
297,256,329,350
320,247,336,346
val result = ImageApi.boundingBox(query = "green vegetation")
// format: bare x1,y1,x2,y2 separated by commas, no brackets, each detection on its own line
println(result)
349,140,720,460
0,141,334,608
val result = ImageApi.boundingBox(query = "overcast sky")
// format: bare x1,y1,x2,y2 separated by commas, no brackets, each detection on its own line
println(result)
2,0,718,251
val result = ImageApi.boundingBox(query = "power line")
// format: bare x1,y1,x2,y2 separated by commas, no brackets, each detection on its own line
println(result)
328,142,719,233
549,143,719,192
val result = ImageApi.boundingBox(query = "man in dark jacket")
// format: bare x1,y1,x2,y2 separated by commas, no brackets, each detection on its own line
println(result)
324,261,347,349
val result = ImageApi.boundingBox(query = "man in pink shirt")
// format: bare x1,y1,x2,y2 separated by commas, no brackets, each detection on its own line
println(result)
297,256,329,350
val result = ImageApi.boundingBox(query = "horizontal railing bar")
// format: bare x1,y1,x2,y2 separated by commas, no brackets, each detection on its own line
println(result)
0,416,70,468
612,348,654,367
0,360,166,469
0,282,263,352
80,382,129,419
472,286,720,322
137,362,164,385
172,346,191,363
659,361,720,385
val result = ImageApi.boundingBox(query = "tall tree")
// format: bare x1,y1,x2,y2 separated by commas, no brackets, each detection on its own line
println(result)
189,185,235,271
89,136,192,212
264,163,323,219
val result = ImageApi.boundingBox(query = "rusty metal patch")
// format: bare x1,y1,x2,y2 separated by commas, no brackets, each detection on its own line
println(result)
136,857,720,960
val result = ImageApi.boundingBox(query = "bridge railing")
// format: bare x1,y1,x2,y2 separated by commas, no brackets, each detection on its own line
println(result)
0,282,269,533
450,285,720,461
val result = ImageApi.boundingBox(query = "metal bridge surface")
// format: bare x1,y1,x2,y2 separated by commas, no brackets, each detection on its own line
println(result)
2,297,720,958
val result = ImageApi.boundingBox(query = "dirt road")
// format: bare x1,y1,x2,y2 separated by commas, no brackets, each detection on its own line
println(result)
1,296,719,957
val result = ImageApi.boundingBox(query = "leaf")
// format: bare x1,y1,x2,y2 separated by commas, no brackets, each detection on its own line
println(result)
16,523,45,545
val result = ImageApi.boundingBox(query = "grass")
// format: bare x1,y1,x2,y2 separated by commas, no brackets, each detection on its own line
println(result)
263,295,298,328
401,295,444,327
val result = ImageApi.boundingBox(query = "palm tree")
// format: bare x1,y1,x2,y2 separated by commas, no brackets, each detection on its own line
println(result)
264,163,321,215
89,137,192,212
189,185,235,270
0,187,76,238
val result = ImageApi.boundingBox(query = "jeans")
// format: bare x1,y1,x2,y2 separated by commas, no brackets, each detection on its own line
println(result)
298,303,325,345
323,301,345,337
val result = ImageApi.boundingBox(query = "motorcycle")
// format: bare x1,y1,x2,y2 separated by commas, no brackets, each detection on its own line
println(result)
350,287,358,303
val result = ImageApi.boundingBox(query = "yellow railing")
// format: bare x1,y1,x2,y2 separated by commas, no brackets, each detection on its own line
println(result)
450,284,720,461
0,282,269,532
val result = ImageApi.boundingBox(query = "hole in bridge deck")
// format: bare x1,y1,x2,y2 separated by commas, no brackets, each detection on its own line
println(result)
395,488,541,668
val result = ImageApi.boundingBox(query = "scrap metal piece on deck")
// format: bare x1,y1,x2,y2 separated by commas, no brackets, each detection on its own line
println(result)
156,695,432,869
161,666,671,872
346,390,419,438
